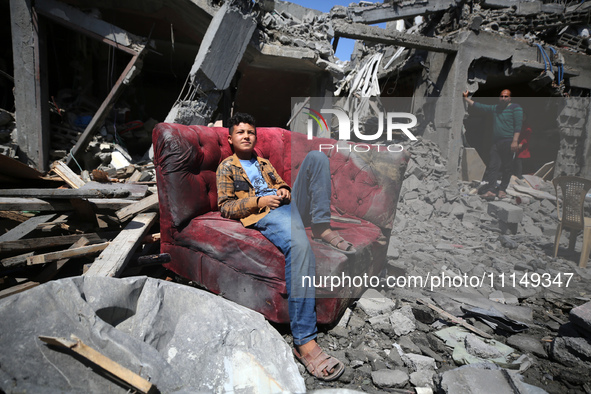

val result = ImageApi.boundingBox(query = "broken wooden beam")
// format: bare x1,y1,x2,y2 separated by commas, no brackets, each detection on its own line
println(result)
51,161,85,188
133,253,171,267
0,213,57,243
0,197,134,212
115,193,158,222
84,212,157,277
0,237,90,299
332,20,458,53
39,335,156,394
0,188,130,198
0,232,115,254
26,242,109,265
417,298,494,339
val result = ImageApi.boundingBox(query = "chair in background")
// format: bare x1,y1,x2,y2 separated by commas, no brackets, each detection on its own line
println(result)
552,176,591,268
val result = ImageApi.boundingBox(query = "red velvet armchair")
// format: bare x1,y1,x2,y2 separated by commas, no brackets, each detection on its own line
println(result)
153,123,409,325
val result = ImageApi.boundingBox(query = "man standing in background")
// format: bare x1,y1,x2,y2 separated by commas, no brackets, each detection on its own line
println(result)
463,89,523,199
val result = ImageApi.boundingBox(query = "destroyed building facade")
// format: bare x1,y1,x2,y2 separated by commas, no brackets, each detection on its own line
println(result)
3,0,591,182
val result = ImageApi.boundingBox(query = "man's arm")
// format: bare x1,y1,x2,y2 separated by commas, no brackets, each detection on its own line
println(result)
511,105,524,153
463,90,475,107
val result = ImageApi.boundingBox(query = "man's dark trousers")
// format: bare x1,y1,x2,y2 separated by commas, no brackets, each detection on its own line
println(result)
481,139,513,194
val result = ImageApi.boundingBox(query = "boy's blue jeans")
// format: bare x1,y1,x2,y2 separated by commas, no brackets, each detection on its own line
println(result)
252,151,331,346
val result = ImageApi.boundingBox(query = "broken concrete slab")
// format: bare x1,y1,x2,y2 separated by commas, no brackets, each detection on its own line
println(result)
357,289,396,317
440,365,549,394
371,369,409,388
570,301,591,336
506,334,548,358
166,2,256,125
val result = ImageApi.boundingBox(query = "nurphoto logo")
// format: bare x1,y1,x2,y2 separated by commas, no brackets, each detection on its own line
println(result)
305,107,418,141
305,107,418,153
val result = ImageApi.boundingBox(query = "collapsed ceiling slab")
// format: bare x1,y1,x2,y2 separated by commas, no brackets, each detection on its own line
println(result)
349,0,463,24
333,19,458,53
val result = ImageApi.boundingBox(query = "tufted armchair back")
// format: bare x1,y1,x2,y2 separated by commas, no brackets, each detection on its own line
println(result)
153,123,410,244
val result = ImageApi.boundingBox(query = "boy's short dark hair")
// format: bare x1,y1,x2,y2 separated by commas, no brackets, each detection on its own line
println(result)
228,113,256,135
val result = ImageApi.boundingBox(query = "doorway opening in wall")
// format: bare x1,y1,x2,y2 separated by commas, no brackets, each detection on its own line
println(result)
463,75,561,180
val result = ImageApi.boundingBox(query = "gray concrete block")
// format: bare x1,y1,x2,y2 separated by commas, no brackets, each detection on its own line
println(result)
390,310,416,336
507,334,548,358
371,369,409,388
358,289,396,317
440,367,549,394
402,353,436,373
570,301,591,334
487,201,524,223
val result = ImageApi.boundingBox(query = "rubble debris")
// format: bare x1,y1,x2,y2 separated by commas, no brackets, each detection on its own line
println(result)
165,1,257,125
84,212,157,277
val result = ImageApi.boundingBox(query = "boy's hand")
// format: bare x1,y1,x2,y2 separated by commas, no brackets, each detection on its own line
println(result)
258,195,283,209
277,188,291,202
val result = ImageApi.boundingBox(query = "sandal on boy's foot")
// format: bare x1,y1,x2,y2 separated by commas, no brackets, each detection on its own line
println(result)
293,345,345,381
313,229,356,255
497,190,507,199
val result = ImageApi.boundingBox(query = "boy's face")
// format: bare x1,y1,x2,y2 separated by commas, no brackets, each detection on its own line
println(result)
228,122,256,158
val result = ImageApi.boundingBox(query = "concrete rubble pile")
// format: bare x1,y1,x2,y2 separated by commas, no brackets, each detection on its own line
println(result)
287,136,591,393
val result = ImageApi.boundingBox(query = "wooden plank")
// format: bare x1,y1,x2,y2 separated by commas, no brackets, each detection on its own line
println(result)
0,233,110,253
84,212,157,277
26,243,109,265
51,161,85,189
0,237,90,299
0,211,31,223
126,170,142,183
533,161,555,178
0,188,129,198
417,298,493,339
0,197,134,212
80,181,147,200
0,214,57,243
39,335,155,394
115,193,159,221
1,252,34,268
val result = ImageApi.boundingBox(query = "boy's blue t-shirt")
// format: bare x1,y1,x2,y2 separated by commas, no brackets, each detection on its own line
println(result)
240,158,277,197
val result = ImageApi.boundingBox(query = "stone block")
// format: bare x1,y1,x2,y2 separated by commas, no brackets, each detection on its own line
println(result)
487,202,524,223
570,301,591,335
390,310,416,336
402,353,436,373
357,289,396,317
507,334,547,358
371,369,409,388
440,367,549,394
